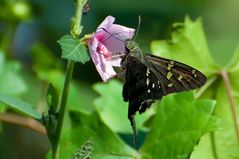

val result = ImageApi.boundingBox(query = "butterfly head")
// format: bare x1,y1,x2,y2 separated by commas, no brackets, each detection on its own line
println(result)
125,16,141,55
125,40,137,53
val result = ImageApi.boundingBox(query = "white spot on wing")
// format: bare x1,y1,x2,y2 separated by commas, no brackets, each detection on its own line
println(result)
177,75,183,81
146,68,150,76
167,72,173,80
167,83,173,87
152,83,155,88
167,64,174,70
146,78,150,85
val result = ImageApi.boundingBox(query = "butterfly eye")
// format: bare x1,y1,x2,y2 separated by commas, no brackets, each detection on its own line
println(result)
125,46,130,53
125,40,131,52
126,41,135,51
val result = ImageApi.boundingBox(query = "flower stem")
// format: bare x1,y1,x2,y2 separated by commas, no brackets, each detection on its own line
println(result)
210,132,218,159
220,69,239,144
52,60,75,159
51,0,86,158
71,0,86,38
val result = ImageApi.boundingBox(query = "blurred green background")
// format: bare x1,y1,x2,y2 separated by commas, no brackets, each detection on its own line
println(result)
0,0,239,158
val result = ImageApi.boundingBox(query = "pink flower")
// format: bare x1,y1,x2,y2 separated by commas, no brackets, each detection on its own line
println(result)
88,16,135,82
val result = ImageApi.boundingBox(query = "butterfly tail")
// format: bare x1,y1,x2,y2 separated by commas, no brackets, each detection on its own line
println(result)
128,114,136,147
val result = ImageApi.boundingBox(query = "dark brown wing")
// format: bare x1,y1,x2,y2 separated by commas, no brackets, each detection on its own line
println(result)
123,55,163,115
122,55,163,145
144,54,207,95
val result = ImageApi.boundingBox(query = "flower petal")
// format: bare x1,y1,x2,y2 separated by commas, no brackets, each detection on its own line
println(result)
87,15,135,82
88,36,116,82
103,25,134,67
96,16,135,55
97,16,115,31
95,16,135,67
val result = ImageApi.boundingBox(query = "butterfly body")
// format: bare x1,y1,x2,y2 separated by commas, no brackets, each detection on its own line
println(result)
121,40,207,145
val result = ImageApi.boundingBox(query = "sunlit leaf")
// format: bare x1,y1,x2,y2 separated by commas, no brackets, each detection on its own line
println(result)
149,17,239,159
140,91,220,159
227,42,239,71
151,16,218,76
190,134,215,159
211,82,239,159
93,80,153,134
192,41,239,159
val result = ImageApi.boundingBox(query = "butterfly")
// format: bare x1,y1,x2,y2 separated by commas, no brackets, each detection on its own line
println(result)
98,22,207,145
120,40,207,145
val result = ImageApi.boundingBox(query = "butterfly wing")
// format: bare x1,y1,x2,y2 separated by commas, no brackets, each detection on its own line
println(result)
122,55,163,145
122,53,207,146
123,55,163,115
144,54,207,95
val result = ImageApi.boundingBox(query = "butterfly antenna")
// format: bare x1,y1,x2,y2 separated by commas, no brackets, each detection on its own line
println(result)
133,15,141,41
129,115,137,147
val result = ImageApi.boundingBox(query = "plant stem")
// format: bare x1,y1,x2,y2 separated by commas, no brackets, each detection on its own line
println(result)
71,0,86,38
220,69,239,144
210,132,218,159
196,76,217,98
208,79,219,159
52,60,75,159
51,1,86,158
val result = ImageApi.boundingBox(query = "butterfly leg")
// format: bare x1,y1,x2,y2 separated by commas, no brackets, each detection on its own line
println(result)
116,69,126,80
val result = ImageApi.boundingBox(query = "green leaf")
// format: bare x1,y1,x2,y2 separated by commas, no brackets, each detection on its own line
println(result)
0,53,26,95
151,16,218,76
58,34,89,64
0,53,27,113
149,16,239,159
140,91,220,159
0,94,41,119
210,81,239,159
46,111,137,159
192,77,239,159
93,80,153,134
194,52,239,159
190,134,215,159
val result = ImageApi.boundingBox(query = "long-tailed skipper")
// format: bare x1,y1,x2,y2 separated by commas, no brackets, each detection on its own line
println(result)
121,39,207,145
119,19,207,145
100,19,207,145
